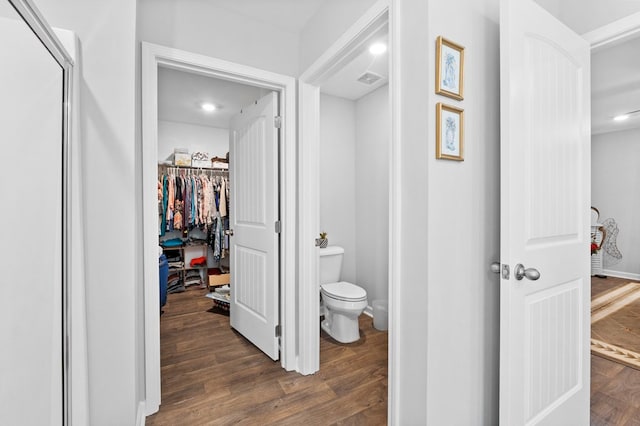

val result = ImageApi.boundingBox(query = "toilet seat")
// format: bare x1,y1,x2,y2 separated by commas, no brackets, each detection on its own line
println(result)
321,281,367,302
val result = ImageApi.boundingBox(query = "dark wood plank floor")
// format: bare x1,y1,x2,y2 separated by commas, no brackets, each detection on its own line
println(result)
146,287,388,425
147,277,639,425
591,276,640,425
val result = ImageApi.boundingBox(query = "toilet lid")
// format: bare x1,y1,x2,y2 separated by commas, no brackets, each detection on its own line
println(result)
321,281,367,301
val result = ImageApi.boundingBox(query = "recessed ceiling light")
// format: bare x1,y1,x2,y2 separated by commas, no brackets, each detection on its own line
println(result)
201,102,216,112
613,114,629,122
369,42,387,55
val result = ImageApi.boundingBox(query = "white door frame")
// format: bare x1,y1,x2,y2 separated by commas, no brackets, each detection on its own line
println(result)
141,42,297,415
583,11,640,50
297,0,400,421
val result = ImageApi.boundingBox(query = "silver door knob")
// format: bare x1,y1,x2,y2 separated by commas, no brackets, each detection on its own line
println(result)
224,229,234,236
514,264,540,281
490,262,500,274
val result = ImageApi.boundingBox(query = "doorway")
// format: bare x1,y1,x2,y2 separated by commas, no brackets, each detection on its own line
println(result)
588,18,640,423
141,42,297,416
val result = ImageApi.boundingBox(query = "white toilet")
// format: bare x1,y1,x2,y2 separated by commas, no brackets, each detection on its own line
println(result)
319,246,368,343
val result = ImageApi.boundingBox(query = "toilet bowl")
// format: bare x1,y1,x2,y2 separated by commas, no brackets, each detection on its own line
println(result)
319,246,368,343
321,281,368,343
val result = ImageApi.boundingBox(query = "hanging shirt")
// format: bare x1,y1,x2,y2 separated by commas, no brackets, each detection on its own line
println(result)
219,178,227,217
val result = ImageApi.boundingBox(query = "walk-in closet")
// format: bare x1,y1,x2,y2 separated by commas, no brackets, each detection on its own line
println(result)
156,66,266,314
158,164,231,307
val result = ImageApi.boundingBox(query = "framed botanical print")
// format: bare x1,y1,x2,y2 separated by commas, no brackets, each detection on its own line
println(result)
436,103,464,161
435,36,465,101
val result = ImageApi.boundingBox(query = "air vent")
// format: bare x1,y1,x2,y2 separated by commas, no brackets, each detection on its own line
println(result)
357,71,383,85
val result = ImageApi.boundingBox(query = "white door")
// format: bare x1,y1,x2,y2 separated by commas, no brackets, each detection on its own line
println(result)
229,92,280,360
500,0,590,424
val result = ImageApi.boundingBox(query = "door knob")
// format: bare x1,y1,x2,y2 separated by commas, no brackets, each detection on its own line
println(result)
224,229,234,236
490,262,500,274
514,264,540,281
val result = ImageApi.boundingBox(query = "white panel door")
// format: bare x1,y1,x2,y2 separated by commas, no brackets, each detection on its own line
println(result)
0,5,64,425
229,92,280,360
500,0,590,424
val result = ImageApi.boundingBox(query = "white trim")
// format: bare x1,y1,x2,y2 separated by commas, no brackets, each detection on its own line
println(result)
389,1,401,423
299,1,389,84
297,82,320,375
297,0,396,417
141,42,297,416
600,269,640,282
363,306,373,318
584,11,640,50
136,401,146,426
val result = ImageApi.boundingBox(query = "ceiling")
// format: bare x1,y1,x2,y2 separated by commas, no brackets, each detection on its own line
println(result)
158,67,265,129
208,0,326,34
592,36,640,135
535,0,640,34
158,21,389,128
321,29,389,101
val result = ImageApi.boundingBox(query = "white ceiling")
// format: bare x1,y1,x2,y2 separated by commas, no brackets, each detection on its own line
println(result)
158,67,265,129
321,29,389,101
535,0,640,34
209,0,326,34
158,18,389,127
592,36,640,135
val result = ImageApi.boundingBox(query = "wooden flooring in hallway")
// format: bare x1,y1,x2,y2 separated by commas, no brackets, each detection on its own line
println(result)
146,287,388,425
591,276,640,425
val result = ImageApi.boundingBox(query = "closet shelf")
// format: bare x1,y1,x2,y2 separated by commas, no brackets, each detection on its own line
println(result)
158,163,228,173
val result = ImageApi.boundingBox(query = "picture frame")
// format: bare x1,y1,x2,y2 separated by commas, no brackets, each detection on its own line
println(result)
435,36,465,101
436,103,464,161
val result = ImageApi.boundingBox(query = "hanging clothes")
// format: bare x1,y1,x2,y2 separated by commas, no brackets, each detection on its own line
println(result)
157,165,229,235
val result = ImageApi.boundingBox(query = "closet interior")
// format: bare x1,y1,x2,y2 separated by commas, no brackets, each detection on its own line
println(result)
158,163,231,309
156,66,266,315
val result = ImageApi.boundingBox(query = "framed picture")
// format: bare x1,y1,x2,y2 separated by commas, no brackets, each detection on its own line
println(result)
436,103,464,161
435,36,465,101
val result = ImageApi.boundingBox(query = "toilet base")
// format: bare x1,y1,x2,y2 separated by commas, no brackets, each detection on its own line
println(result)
321,310,361,343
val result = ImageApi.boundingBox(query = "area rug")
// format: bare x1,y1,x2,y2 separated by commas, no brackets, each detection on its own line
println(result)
591,282,640,370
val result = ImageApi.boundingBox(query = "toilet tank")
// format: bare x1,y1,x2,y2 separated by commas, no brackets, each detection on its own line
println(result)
319,246,344,285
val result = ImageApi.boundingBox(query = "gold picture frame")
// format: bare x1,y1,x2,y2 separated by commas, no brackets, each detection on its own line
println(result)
436,103,464,161
435,36,465,101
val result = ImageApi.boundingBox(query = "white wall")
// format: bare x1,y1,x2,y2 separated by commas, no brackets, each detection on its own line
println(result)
158,120,228,162
592,128,640,278
34,0,139,424
319,94,357,283
137,0,299,77
355,85,389,304
426,0,501,423
393,0,501,423
299,0,380,72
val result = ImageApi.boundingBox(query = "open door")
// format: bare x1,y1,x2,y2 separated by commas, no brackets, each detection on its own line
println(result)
229,92,280,360
499,0,591,424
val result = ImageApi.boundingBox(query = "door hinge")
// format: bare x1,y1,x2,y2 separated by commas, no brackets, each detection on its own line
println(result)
275,220,281,234
274,116,282,129
275,324,281,337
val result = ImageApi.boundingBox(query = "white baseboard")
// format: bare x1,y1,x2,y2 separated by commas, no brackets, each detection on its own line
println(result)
137,401,146,426
601,269,640,281
364,305,373,317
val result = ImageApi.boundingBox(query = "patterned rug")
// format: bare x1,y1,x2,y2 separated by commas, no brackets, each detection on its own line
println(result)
591,282,640,370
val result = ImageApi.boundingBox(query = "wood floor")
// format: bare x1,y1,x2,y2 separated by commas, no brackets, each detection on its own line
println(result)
147,277,639,425
591,276,640,425
146,287,388,425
